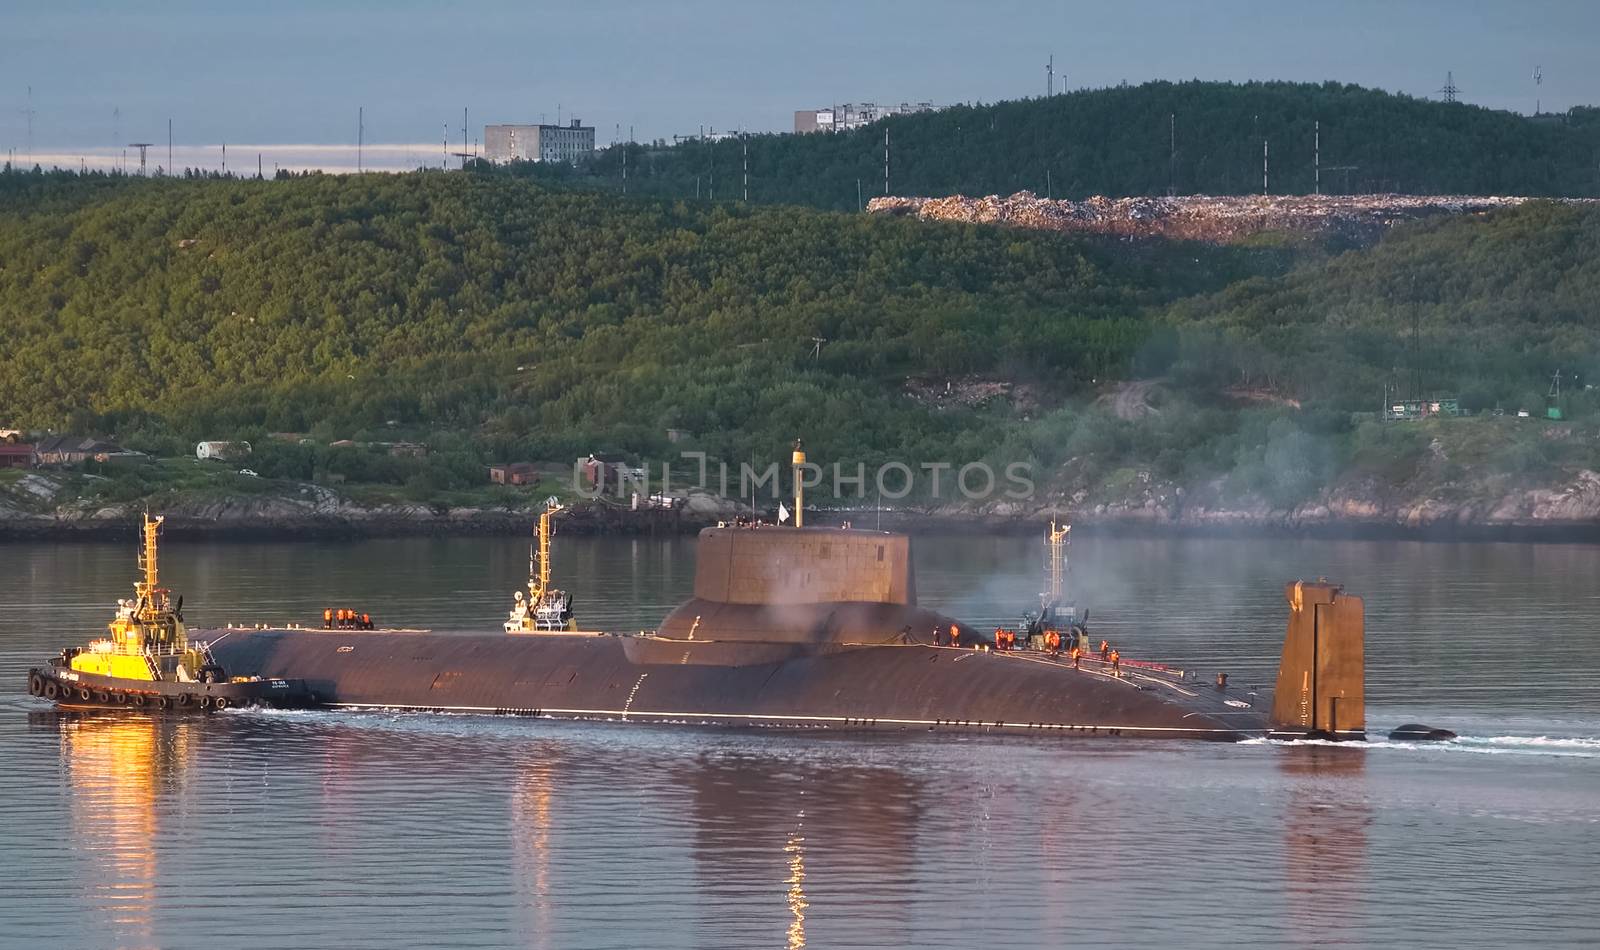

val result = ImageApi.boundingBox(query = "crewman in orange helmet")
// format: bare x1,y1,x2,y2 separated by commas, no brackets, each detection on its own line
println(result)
949,624,960,648
1070,644,1082,669
1110,648,1122,677
1045,629,1060,653
323,607,332,628
1099,639,1110,660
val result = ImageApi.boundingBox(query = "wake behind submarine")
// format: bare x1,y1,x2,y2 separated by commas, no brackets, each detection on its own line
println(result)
192,494,1384,742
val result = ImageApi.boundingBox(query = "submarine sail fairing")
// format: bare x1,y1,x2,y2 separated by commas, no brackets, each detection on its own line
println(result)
200,524,1367,742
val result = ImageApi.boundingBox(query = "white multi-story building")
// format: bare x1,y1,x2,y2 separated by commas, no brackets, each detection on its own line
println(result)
484,120,596,164
794,101,935,134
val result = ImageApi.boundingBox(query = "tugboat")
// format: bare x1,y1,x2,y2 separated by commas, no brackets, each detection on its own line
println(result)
504,499,578,633
25,513,316,712
1016,520,1092,652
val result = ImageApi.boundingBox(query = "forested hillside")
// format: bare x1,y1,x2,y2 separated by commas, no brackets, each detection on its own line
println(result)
1,169,1597,522
507,81,1600,210
0,170,1284,467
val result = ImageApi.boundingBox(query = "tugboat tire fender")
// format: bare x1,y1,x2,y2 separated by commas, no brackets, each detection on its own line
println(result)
213,696,231,711
78,688,92,702
155,696,171,710
198,695,212,710
28,674,43,697
175,693,193,708
93,691,109,704
130,694,146,707
42,681,58,700
115,692,130,705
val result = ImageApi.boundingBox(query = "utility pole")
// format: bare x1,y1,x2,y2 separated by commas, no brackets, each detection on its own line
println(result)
168,119,172,176
1168,112,1176,196
883,127,890,196
742,134,748,202
1046,54,1053,97
1314,120,1320,195
463,107,468,169
358,106,363,172
1262,138,1268,195
857,178,862,212
621,144,627,195
23,85,34,164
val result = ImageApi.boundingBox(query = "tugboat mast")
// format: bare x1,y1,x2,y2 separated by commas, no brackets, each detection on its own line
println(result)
1047,519,1070,606
528,499,564,606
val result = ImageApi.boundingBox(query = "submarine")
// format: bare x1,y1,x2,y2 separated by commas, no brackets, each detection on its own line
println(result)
195,491,1370,742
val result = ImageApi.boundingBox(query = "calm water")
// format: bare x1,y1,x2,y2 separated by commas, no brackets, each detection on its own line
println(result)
1,533,1597,949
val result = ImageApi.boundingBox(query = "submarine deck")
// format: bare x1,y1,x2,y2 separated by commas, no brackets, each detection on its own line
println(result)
203,626,1275,741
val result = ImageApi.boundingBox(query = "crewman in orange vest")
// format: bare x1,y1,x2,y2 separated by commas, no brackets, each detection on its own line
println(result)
1070,644,1081,669
1110,649,1121,677
1099,639,1110,660
1046,629,1060,653
323,607,332,628
949,624,960,648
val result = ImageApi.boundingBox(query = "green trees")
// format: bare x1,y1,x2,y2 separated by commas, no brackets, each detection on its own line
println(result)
1,162,1595,510
2,170,1245,469
497,81,1600,209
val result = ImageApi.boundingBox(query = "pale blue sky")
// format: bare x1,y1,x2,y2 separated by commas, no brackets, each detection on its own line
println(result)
4,0,1597,161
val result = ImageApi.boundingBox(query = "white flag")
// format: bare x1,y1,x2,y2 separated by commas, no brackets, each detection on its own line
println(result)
777,503,791,523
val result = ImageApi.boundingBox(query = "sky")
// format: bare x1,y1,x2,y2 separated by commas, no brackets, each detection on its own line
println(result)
3,0,1598,172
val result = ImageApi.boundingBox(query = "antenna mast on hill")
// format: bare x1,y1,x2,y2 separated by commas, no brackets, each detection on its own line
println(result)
1533,65,1543,115
1046,54,1053,97
1438,71,1460,104
883,127,890,196
23,85,34,164
128,142,153,176
1168,112,1176,196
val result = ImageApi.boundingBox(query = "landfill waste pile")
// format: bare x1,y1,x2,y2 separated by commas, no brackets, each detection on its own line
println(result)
867,192,1598,243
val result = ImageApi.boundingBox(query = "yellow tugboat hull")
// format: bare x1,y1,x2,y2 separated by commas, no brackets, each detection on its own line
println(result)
69,652,156,681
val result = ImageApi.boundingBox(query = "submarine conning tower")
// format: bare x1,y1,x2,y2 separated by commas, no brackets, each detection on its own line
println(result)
655,526,978,646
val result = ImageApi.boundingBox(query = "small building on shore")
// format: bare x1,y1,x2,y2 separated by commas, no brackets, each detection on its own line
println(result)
0,443,34,469
197,440,253,461
33,436,142,467
490,463,540,486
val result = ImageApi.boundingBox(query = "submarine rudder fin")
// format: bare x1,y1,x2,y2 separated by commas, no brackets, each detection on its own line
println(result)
1268,580,1365,741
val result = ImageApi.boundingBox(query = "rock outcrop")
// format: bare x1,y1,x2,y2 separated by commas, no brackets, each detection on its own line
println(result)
869,192,1600,244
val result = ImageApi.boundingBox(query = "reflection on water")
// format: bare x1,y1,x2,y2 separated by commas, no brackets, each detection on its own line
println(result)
58,713,184,950
2,534,1599,949
785,823,807,950
1281,747,1369,949
512,751,558,950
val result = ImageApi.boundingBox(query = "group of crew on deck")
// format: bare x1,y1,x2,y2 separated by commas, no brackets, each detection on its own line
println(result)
323,608,375,630
972,625,1123,676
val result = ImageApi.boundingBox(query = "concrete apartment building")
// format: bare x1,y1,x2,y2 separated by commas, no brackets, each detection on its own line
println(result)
484,120,596,164
794,101,935,134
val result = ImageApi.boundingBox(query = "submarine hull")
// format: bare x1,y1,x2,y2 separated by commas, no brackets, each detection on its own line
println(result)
207,629,1272,740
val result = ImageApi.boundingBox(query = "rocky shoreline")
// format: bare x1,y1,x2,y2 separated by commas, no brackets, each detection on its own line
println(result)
9,465,1600,542
6,494,1600,543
